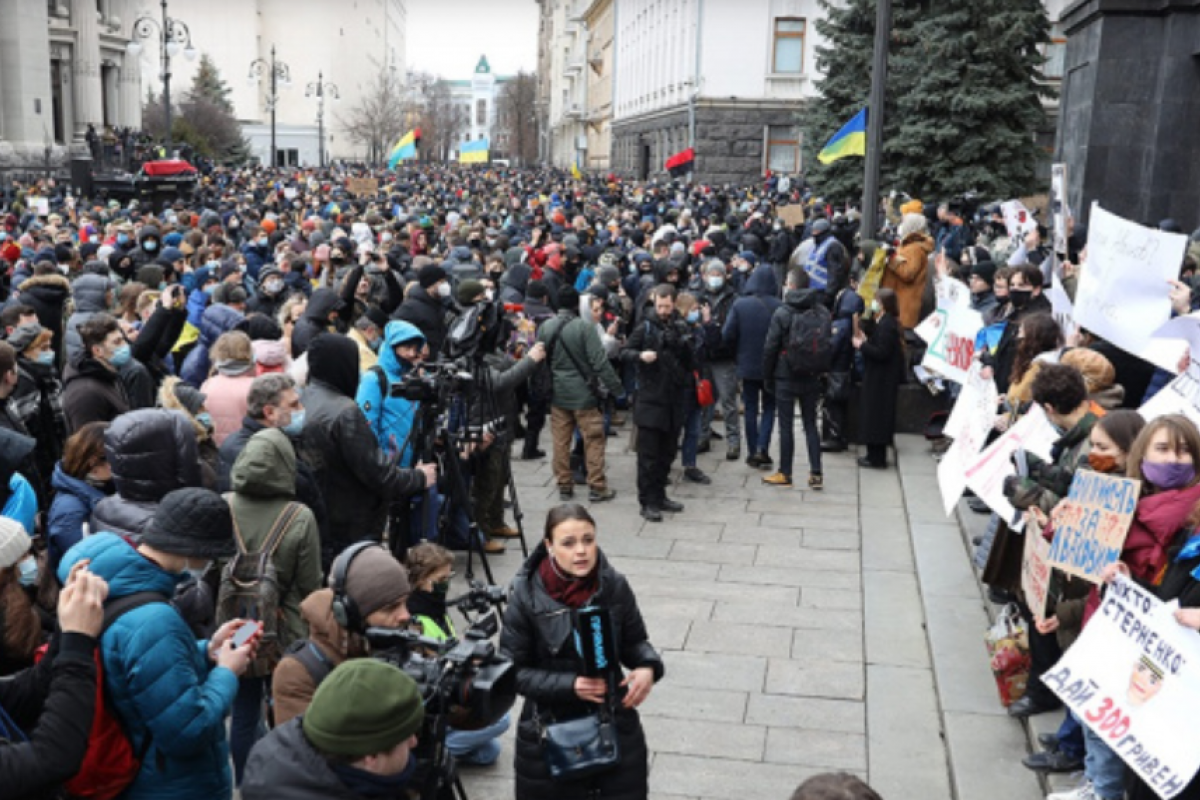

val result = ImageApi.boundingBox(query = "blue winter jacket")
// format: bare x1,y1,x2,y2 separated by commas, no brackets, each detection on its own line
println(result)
722,264,782,381
355,320,426,467
179,304,245,387
57,533,237,800
46,462,107,573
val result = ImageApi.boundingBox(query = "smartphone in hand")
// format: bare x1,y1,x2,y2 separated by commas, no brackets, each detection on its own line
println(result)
230,621,262,649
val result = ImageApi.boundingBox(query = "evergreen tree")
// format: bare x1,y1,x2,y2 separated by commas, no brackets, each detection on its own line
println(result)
189,53,235,113
889,0,1052,198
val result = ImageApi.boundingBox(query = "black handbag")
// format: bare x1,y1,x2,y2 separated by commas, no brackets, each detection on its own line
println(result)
825,371,851,402
536,699,620,781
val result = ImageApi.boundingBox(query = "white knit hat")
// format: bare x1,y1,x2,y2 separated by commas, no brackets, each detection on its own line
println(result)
0,518,32,570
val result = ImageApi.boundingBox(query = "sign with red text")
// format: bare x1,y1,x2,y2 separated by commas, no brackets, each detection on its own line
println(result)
963,405,1058,531
1021,526,1055,620
1047,471,1140,584
1044,575,1200,799
938,366,999,516
915,304,984,385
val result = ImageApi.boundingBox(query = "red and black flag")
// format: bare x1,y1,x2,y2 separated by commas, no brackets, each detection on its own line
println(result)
665,147,695,178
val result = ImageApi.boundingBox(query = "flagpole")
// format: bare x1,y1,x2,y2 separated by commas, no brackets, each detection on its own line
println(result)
861,0,892,239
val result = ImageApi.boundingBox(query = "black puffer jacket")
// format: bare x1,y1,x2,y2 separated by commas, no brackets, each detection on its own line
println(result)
499,544,664,800
620,311,694,432
90,409,202,538
302,335,426,549
763,287,826,384
16,274,71,366
290,288,342,358
392,285,448,357
241,718,367,800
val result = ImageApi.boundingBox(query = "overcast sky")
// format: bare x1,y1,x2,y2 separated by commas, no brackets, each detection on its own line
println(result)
406,0,539,78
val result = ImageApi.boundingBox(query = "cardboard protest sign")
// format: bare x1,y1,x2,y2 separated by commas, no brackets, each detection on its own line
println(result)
1076,204,1188,357
346,177,379,196
778,205,805,229
1046,471,1140,583
1021,526,1055,619
1043,575,1200,799
938,367,999,516
964,405,1058,531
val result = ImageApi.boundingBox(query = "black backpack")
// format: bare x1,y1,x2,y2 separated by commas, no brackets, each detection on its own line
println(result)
784,304,834,375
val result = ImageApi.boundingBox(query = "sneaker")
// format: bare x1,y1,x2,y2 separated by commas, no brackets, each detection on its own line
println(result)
1048,780,1099,800
641,505,663,522
726,444,741,461
684,467,712,484
482,538,506,554
660,498,685,513
589,487,617,502
762,472,793,487
808,472,824,491
1022,747,1083,772
559,487,574,501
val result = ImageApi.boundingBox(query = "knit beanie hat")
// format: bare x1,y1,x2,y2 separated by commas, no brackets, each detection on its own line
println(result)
343,545,411,618
418,264,447,289
141,488,236,560
456,279,485,306
0,518,32,570
6,323,45,353
172,383,207,416
302,660,424,757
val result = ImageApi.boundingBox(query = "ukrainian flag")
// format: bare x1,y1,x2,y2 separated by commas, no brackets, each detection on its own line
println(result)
459,138,489,164
571,161,583,180
817,109,868,165
387,128,420,169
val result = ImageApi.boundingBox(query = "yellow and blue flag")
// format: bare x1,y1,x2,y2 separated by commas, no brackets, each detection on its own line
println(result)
459,138,489,164
817,109,867,165
387,128,421,169
571,161,583,180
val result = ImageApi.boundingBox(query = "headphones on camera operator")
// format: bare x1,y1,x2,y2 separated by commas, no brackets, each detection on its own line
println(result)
330,541,380,633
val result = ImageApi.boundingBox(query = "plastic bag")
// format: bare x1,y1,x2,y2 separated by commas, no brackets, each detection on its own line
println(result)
984,602,1031,707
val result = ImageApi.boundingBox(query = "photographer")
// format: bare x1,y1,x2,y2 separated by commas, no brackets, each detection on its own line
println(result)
244,659,424,800
272,544,413,726
622,284,694,522
405,543,510,766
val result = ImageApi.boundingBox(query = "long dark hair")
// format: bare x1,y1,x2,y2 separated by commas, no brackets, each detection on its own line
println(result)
1096,409,1146,456
543,503,596,543
1012,313,1062,384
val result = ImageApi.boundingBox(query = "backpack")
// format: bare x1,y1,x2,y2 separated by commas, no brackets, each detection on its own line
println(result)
34,591,170,800
215,502,304,679
784,304,834,375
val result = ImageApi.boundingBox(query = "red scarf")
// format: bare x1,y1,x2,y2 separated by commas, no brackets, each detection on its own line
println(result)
538,555,598,609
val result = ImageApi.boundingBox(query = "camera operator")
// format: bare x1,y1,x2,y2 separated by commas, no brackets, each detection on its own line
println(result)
272,543,413,726
405,543,510,766
621,284,695,522
244,659,424,800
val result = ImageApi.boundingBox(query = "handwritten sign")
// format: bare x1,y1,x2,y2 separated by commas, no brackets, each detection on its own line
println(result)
1044,575,1200,799
346,177,379,196
1046,471,1140,583
778,205,806,229
1050,164,1070,255
1001,199,1038,240
1140,357,1200,427
1076,204,1188,356
964,405,1058,531
938,366,1000,516
1021,526,1054,620
916,304,983,385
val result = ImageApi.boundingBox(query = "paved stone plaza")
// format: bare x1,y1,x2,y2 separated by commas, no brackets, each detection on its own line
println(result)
455,427,1050,800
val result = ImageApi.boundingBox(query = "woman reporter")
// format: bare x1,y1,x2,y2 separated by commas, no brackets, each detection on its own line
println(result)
500,504,664,800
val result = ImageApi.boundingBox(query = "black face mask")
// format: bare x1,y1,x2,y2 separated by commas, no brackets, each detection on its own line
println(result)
1009,288,1032,309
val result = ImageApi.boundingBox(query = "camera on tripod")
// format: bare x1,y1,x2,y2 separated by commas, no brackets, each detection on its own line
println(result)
390,361,477,404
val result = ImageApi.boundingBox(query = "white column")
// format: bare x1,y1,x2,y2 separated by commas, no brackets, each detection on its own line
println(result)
116,0,143,129
71,0,105,141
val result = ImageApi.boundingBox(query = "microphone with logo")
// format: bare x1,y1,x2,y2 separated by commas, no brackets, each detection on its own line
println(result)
574,606,618,688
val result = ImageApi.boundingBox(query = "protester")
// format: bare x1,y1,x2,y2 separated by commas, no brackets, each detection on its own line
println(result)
46,422,112,572
723,263,781,469
852,287,904,468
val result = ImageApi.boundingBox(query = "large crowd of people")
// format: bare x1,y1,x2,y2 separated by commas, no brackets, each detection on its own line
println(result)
0,159,1198,800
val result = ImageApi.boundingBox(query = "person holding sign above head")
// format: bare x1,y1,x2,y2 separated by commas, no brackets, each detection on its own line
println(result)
500,504,664,800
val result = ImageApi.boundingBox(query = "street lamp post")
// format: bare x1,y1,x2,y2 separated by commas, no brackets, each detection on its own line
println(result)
127,0,196,158
248,45,291,168
305,71,339,168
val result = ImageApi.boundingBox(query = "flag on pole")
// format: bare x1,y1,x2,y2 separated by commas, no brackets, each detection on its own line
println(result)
458,138,489,164
571,161,583,181
386,128,421,169
665,147,695,178
817,109,868,164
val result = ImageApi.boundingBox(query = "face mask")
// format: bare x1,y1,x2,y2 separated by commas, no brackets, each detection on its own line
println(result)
1142,460,1196,490
1088,452,1119,474
432,579,451,599
257,237,268,247
108,343,132,368
484,289,495,302
203,283,217,296
0,232,6,242
35,350,55,366
196,411,213,430
437,282,451,298
870,300,881,314
17,556,38,588
368,335,382,352
117,233,130,245
1009,288,1032,309
85,475,114,492
59,263,70,275
282,409,305,436
737,262,749,273
206,260,221,270
686,309,700,323
264,278,284,294
705,276,724,291
144,240,157,252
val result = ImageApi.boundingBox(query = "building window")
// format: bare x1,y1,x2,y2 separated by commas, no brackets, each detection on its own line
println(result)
772,18,806,74
1042,34,1067,81
765,125,800,174
476,99,487,126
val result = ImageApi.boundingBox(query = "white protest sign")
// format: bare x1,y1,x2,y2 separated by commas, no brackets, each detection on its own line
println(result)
1050,164,1071,255
963,405,1058,531
938,367,999,516
1021,526,1054,620
1075,204,1188,357
1140,357,1200,426
1001,200,1038,240
1046,471,1140,584
916,305,984,384
1043,575,1200,799
284,187,297,200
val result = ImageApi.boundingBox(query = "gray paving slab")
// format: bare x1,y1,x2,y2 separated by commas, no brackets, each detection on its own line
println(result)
668,539,759,565
684,619,795,658
639,683,749,724
862,569,931,669
649,753,824,800
923,599,1009,716
911,521,984,599
755,544,861,572
659,650,768,693
744,693,866,734
719,563,863,590
944,711,1042,800
800,586,864,611
641,716,767,761
764,727,868,771
865,664,952,800
765,657,866,701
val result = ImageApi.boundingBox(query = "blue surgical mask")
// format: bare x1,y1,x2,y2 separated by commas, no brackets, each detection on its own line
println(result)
17,556,38,588
0,232,7,242
117,233,130,245
257,237,268,247
108,343,132,368
144,240,158,252
706,276,724,291
35,350,55,366
196,411,213,430
686,310,700,323
368,336,383,352
282,409,305,436
203,283,217,295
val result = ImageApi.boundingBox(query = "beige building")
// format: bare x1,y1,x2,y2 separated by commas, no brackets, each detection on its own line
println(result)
581,0,613,172
0,0,143,175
